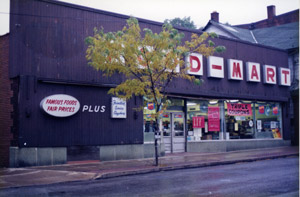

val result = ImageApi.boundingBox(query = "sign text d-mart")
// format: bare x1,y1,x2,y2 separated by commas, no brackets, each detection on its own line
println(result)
185,53,291,86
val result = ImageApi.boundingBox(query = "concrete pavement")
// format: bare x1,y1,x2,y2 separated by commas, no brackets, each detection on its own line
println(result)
0,146,298,189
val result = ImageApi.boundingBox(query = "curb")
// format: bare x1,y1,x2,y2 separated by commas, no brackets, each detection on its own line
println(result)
94,153,299,180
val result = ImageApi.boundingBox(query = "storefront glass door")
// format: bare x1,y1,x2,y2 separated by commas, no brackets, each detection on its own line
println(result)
162,112,185,153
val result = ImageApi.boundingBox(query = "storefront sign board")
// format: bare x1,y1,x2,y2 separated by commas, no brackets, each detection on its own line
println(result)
227,103,252,116
40,94,80,117
111,97,127,118
186,53,203,76
207,56,224,78
246,62,261,82
279,68,291,86
263,65,277,84
228,59,243,80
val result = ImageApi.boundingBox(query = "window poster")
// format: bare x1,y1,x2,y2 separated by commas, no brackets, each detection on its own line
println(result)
257,120,262,130
227,103,252,116
272,106,278,115
259,105,265,114
208,107,220,131
193,116,205,128
147,103,155,110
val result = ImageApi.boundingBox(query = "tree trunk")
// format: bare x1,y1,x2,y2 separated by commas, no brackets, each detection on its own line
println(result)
154,116,159,166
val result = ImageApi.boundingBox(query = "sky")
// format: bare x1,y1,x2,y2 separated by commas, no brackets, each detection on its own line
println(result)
0,0,298,36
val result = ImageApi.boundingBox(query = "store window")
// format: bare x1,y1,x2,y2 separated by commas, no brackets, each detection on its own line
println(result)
225,100,254,139
255,102,282,139
143,101,156,143
224,100,282,139
187,100,222,141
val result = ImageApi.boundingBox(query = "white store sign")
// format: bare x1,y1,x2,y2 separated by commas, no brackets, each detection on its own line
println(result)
186,53,203,76
246,62,261,82
207,56,224,78
263,65,277,84
40,94,80,117
279,68,291,86
111,97,127,118
228,59,243,80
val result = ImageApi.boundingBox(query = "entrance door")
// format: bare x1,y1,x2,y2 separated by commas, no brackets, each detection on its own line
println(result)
162,112,185,153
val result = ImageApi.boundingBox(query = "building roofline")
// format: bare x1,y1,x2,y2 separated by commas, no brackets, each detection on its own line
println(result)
38,0,287,53
203,20,241,39
43,0,202,34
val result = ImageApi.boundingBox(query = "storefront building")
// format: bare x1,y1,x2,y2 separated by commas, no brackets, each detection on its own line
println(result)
2,0,291,167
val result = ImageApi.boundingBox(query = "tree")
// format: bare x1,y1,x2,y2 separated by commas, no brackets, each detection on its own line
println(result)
85,17,225,165
164,16,197,29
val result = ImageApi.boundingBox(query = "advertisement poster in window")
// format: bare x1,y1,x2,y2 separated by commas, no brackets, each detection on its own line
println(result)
208,107,220,131
272,106,278,115
257,120,262,130
193,116,205,128
227,103,252,116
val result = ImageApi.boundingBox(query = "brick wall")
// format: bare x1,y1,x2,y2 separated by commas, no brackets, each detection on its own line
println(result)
0,34,13,167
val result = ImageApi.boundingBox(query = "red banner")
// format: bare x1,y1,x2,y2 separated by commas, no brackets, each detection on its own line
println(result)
208,107,220,131
227,103,252,116
272,106,278,115
193,116,205,128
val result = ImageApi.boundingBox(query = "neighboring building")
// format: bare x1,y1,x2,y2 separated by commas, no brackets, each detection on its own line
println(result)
235,5,299,29
0,0,292,167
0,33,13,167
203,6,299,145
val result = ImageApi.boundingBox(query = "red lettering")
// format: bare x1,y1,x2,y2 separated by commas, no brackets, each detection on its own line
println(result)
189,55,201,72
47,106,57,111
63,100,77,105
58,107,75,112
267,67,275,82
212,65,222,70
232,62,241,78
282,70,290,84
45,99,63,105
251,65,259,80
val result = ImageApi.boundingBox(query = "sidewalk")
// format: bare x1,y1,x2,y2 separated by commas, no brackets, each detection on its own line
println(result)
0,146,298,189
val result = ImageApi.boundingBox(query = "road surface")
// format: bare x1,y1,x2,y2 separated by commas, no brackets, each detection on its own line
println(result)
1,157,298,196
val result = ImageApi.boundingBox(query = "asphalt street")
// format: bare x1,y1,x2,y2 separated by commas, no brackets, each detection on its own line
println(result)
1,157,298,197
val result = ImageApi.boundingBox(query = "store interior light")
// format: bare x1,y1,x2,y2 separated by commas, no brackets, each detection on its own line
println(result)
229,100,239,103
187,102,197,106
209,100,218,104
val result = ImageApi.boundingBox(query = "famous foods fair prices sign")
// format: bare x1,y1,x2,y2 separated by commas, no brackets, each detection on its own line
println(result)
40,94,80,117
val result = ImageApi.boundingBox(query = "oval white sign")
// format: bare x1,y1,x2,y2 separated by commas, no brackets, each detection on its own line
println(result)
40,94,80,117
